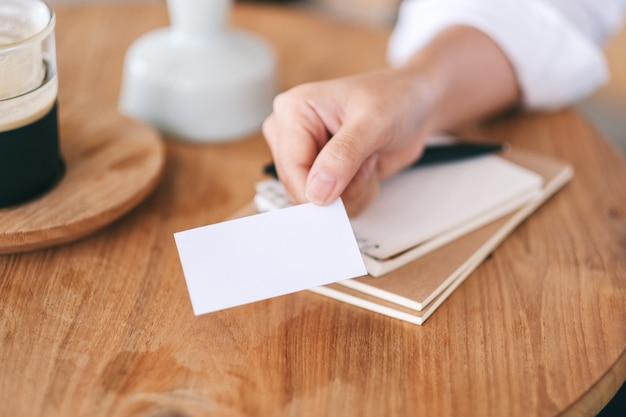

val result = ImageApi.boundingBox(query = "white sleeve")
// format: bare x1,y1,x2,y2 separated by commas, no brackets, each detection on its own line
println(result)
388,0,626,110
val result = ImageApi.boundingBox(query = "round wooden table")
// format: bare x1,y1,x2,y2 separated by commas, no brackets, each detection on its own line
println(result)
1,2,624,416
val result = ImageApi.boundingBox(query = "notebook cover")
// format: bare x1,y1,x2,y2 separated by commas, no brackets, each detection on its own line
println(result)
315,148,573,324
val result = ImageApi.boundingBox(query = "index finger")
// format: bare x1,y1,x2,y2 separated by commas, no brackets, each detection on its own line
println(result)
263,112,328,205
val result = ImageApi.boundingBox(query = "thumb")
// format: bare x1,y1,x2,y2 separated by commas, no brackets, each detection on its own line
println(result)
305,124,382,205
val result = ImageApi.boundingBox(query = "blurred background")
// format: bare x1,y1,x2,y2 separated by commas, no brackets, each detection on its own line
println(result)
47,0,626,155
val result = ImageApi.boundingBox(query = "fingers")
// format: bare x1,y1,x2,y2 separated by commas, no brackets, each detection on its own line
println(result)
341,153,380,217
263,87,330,205
305,119,385,206
262,115,309,204
376,137,427,180
261,69,431,212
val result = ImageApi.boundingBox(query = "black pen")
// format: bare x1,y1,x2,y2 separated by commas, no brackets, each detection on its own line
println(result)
263,142,506,179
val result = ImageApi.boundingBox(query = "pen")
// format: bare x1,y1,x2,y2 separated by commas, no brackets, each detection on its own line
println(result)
263,141,506,179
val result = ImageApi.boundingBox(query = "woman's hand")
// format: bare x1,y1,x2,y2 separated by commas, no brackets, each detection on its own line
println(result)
262,26,519,216
262,67,435,215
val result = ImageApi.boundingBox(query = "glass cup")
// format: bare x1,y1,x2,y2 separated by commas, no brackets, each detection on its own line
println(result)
0,0,64,208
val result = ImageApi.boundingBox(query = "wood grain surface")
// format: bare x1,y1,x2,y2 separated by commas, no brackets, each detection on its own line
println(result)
0,3,624,417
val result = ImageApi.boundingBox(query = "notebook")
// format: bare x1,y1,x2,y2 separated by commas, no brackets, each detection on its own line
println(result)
311,148,573,324
254,146,545,276
238,146,572,325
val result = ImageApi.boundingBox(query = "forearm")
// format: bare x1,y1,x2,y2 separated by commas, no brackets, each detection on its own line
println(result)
398,25,520,136
388,0,611,110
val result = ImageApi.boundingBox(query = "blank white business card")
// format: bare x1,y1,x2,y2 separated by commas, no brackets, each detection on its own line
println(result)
174,199,367,315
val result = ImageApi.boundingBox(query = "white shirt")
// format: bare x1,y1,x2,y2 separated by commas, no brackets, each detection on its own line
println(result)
388,0,626,109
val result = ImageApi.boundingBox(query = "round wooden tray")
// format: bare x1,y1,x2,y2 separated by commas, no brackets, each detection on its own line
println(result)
0,104,165,254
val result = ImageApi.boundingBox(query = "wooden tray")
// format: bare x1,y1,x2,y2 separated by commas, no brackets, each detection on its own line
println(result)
0,104,165,254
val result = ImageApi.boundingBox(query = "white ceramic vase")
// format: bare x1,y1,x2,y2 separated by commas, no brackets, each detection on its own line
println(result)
119,0,276,142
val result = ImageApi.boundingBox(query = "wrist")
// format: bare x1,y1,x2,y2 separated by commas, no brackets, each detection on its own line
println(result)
393,55,447,137
396,25,520,133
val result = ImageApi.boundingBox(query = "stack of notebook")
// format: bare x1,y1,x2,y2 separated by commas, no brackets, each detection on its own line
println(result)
251,143,573,325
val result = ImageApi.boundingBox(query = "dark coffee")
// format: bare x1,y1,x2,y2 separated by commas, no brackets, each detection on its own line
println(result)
0,102,65,208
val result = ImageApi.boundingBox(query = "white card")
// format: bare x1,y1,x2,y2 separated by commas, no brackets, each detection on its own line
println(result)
174,199,367,315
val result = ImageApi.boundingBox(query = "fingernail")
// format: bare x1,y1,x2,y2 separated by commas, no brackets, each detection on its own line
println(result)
305,171,337,205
